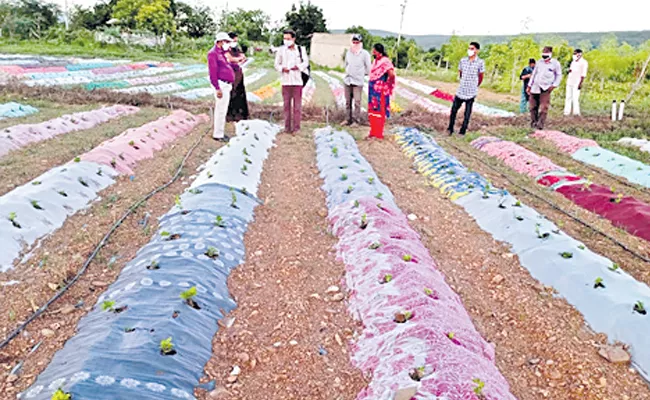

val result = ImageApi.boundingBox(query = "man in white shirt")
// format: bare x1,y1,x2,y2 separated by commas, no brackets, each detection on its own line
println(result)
343,34,371,126
274,29,310,133
564,49,588,116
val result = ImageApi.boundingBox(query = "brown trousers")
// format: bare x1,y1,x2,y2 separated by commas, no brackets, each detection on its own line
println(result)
344,84,363,124
529,89,552,129
282,85,303,132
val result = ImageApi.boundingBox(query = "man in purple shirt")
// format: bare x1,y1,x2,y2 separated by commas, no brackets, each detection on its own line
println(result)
526,46,562,130
208,32,235,141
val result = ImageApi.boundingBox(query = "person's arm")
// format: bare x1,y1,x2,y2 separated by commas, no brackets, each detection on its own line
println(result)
478,60,485,87
520,68,531,80
552,60,562,89
527,64,538,93
579,61,588,90
274,48,286,73
208,51,221,92
364,51,371,75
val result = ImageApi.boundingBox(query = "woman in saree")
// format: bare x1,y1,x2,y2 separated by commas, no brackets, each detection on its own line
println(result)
367,43,395,139
226,32,250,122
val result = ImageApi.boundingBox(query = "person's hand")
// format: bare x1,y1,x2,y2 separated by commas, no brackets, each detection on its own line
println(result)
578,84,582,90
549,86,556,92
526,87,531,95
291,66,300,71
282,68,290,73
216,90,223,99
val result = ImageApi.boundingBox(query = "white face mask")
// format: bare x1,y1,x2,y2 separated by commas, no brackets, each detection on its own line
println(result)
230,42,238,49
467,49,476,57
542,53,552,60
284,40,294,47
573,54,580,62
221,43,230,51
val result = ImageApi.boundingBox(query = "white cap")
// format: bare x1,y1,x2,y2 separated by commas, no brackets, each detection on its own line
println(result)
215,32,231,43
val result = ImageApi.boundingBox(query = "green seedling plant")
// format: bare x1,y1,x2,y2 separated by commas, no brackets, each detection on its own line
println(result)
8,212,20,228
535,224,550,239
147,260,160,270
341,174,348,181
58,190,67,197
51,388,72,400
409,366,426,381
32,180,41,185
402,254,413,262
353,200,360,208
110,159,117,168
472,378,485,397
101,300,116,312
369,242,381,250
231,191,239,209
447,332,455,340
180,286,201,309
345,186,354,194
578,245,586,250
560,252,574,259
609,263,621,273
160,337,176,355
359,213,368,229
594,277,605,289
245,157,252,164
97,168,103,176
214,215,226,228
175,195,182,209
207,171,213,178
189,188,203,195
331,147,339,157
394,310,413,323
73,156,81,163
242,148,250,156
634,301,647,315
241,165,248,175
31,200,43,210
205,246,219,259
240,187,248,196
128,140,135,146
612,193,624,204
375,192,383,200
513,200,522,207
367,177,375,184
382,274,392,283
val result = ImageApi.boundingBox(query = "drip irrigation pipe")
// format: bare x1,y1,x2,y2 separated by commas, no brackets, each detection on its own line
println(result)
0,111,214,351
413,126,650,265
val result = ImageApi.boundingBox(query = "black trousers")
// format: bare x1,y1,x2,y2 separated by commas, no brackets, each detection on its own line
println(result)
447,96,475,134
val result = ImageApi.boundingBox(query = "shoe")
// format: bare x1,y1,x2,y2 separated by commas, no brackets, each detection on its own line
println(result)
342,121,352,126
213,137,229,142
458,131,466,136
446,129,454,136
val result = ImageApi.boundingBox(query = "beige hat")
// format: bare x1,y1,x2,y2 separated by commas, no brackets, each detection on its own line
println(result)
215,32,232,42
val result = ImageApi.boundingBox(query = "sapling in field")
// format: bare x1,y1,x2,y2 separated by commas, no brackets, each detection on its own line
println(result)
73,156,81,163
359,213,368,229
381,274,392,283
147,260,160,270
375,192,383,200
180,286,201,309
32,180,41,186
110,159,117,168
409,366,426,381
331,147,339,157
214,215,226,228
394,310,413,323
402,254,413,262
245,157,253,164
369,242,381,250
242,148,250,156
345,186,354,194
231,191,239,209
609,263,621,273
160,337,176,355
51,388,72,400
340,174,348,181
189,188,203,195
101,300,115,312
560,252,574,259
30,200,43,210
535,223,550,239
472,378,485,398
367,177,375,184
353,200,360,208
634,301,647,315
8,212,20,228
175,195,182,209
205,246,219,259
594,277,606,289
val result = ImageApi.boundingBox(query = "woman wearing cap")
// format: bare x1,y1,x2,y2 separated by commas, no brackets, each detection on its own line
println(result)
208,32,235,141
367,43,395,139
226,32,250,122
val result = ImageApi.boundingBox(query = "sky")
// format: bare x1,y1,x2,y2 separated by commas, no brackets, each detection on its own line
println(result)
55,0,650,36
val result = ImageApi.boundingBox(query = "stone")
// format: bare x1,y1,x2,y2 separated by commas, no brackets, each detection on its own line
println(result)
41,329,55,338
59,305,76,315
492,275,505,285
548,370,562,380
230,366,241,376
236,353,250,363
6,374,18,383
331,293,345,302
407,214,418,221
394,386,418,400
325,285,340,294
528,358,541,365
209,388,231,399
91,281,109,287
226,375,238,384
47,283,59,291
598,345,631,364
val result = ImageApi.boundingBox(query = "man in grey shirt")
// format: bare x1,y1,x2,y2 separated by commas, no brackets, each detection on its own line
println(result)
343,34,371,126
527,46,562,129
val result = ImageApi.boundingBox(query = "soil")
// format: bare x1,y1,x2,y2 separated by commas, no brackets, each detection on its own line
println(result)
197,129,368,399
354,133,650,399
0,118,226,397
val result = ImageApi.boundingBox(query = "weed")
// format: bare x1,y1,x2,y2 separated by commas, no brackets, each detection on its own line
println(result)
409,366,426,381
515,215,524,221
240,187,248,195
339,165,348,169
31,200,43,210
161,231,170,238
611,193,624,204
129,140,135,146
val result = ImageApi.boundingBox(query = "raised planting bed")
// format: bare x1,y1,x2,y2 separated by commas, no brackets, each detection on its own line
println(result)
0,102,38,120
395,86,451,114
619,137,650,154
397,127,650,381
0,110,208,272
472,136,650,242
314,127,515,399
533,130,650,189
20,120,279,400
26,64,178,87
0,105,140,158
312,71,346,108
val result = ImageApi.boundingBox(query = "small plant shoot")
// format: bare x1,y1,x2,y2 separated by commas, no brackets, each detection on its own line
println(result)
8,212,20,228
634,301,647,315
205,246,219,259
160,337,176,355
369,242,381,250
346,186,354,194
214,215,226,228
102,300,115,312
74,156,81,163
360,213,368,229
594,277,605,289
242,148,250,156
51,388,72,400
382,274,392,283
394,310,413,323
609,263,621,273
472,378,485,397
341,174,348,181
402,254,413,262
560,252,573,259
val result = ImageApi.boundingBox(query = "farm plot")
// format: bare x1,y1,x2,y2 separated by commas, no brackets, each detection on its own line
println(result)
18,121,279,400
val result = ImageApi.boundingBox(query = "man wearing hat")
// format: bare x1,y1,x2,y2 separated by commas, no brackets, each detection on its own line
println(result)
564,48,588,116
343,34,371,126
208,32,235,141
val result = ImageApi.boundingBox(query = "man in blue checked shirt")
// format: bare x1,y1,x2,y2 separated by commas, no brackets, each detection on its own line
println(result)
447,42,485,136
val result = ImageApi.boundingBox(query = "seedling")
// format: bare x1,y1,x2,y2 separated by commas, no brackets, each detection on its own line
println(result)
147,260,160,270
560,252,573,259
611,193,624,204
73,156,81,163
32,181,41,186
375,192,384,200
402,254,413,262
97,168,103,176
409,366,426,381
353,200,360,208
341,174,348,181
594,277,605,289
214,215,226,228
360,169,366,173
447,332,455,340
110,159,117,168
367,177,375,184
51,388,71,400
354,158,360,164
394,310,413,323
609,263,621,273
472,378,485,397
634,301,647,315
369,242,381,250
207,171,213,178
8,212,20,228
129,140,135,146
245,158,253,164
160,337,176,355
331,147,339,157
78,177,88,187
339,165,348,169
101,300,116,312
124,327,136,333
58,190,68,197
241,165,248,175
161,231,170,238
482,188,490,199
578,245,586,250
513,200,522,207
359,213,368,229
535,224,550,239
515,215,524,221
447,170,455,175
382,274,392,283
31,200,43,210
161,231,181,240
205,246,219,259
175,195,182,209
242,148,250,156
189,188,203,195
180,286,201,309
230,191,239,209
345,186,354,194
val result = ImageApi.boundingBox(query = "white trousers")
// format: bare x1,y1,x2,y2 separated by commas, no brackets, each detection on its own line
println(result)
564,85,581,116
213,81,232,139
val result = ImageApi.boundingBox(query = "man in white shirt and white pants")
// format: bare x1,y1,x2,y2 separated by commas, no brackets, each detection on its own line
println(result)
274,29,309,133
564,49,588,116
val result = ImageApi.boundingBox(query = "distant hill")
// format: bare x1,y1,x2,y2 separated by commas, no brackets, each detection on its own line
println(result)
331,29,650,49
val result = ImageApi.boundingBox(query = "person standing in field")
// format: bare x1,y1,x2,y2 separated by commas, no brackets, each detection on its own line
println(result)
564,48,588,116
447,42,484,136
343,34,371,126
226,32,250,122
527,46,562,129
367,43,395,140
274,29,310,134
208,32,235,141
519,58,536,113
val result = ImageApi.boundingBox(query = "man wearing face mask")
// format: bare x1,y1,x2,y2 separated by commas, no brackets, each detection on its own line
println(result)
447,42,484,136
274,29,310,134
564,49,588,116
208,32,235,141
527,46,562,129
343,34,371,126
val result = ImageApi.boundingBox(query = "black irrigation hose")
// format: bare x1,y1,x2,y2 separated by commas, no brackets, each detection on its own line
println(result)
413,126,650,265
0,121,213,351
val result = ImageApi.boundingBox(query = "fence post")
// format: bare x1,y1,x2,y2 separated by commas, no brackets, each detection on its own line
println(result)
611,100,617,122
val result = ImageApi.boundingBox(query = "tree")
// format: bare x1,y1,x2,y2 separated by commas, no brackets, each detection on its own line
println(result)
284,1,327,50
70,0,115,31
1,0,60,39
112,0,143,29
218,8,270,42
175,2,214,38
112,0,174,35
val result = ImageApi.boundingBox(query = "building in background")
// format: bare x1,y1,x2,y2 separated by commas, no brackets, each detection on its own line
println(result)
310,33,353,68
